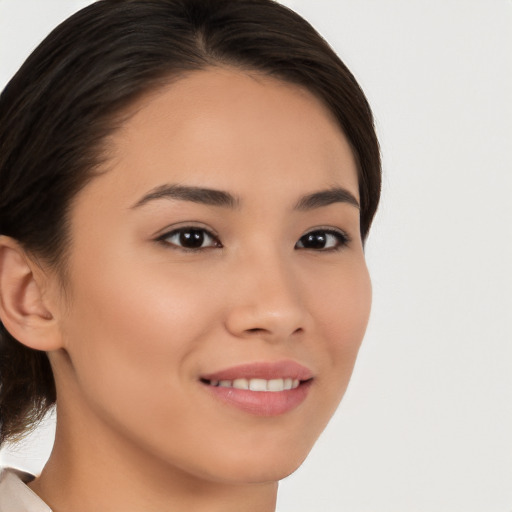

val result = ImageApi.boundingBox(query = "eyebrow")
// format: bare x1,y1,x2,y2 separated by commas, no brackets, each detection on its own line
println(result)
131,184,359,211
293,187,360,211
131,184,239,209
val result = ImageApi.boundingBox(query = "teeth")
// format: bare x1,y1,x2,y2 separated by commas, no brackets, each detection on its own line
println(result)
267,379,285,392
233,378,249,390
209,378,301,392
249,378,267,391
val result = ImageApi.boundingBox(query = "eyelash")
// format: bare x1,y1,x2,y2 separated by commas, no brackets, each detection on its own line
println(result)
156,227,222,252
295,229,350,251
156,226,350,252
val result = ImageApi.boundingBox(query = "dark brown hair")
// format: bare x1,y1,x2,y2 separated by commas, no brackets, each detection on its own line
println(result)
0,0,381,446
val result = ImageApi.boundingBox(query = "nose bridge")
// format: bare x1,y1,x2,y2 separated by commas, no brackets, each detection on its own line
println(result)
225,245,307,340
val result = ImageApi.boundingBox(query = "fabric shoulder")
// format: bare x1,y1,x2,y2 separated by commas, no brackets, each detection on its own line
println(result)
0,467,53,512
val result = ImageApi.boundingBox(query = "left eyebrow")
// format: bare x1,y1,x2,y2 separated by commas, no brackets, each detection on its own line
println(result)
293,187,360,211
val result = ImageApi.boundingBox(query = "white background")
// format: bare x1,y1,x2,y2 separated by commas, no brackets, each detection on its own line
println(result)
1,1,511,511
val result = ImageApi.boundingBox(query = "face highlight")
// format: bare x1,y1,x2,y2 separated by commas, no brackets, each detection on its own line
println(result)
50,68,372,484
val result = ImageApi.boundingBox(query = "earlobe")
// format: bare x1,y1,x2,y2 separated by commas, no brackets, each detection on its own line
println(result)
0,236,62,351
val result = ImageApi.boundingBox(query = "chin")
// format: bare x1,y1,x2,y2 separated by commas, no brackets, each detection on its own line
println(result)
187,439,314,485
203,459,307,485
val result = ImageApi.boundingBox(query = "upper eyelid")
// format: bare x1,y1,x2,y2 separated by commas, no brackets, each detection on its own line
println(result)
296,227,352,254
154,224,351,246
160,227,218,239
156,225,349,236
301,226,351,240
154,222,219,239
156,226,222,251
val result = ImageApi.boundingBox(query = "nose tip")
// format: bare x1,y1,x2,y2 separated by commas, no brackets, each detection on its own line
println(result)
224,263,308,342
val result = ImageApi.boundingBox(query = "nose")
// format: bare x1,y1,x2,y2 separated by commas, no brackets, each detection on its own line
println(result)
224,252,309,343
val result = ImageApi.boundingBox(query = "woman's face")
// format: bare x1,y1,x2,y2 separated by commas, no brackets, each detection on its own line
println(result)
51,68,371,483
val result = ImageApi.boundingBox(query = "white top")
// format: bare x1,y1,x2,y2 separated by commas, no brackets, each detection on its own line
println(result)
0,468,52,512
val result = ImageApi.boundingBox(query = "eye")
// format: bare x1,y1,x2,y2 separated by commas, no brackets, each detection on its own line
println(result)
157,227,222,251
295,229,349,251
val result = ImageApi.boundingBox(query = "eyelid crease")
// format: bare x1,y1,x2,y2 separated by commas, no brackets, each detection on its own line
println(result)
301,226,351,240
295,227,351,251
152,221,220,239
155,225,222,251
153,224,351,253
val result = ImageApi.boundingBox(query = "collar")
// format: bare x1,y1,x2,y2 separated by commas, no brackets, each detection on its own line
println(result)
0,467,53,512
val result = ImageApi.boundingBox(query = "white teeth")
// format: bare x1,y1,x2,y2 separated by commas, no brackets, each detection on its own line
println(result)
232,378,249,390
249,378,268,391
208,378,301,392
267,379,285,391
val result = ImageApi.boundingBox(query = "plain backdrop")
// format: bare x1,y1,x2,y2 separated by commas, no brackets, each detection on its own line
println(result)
0,1,511,511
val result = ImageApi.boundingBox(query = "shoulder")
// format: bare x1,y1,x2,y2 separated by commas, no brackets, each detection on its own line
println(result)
0,467,52,512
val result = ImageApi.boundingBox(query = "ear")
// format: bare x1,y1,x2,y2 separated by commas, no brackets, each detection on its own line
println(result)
0,236,63,351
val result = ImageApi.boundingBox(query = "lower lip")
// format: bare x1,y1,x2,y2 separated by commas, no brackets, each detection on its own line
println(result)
202,380,313,416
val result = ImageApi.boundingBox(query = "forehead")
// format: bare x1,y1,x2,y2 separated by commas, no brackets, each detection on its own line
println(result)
85,67,359,209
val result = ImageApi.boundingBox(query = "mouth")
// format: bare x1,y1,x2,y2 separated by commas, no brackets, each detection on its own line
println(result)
199,360,314,416
201,377,302,391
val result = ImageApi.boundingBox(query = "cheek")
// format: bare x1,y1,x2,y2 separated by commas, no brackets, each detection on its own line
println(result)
310,256,372,388
59,250,220,423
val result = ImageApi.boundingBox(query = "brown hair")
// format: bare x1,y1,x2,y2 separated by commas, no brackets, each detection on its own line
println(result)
0,0,381,446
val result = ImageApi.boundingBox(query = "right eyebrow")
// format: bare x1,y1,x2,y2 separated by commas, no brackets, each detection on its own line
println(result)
294,187,360,211
130,184,240,210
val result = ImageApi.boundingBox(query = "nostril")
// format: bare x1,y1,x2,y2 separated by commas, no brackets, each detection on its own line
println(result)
226,303,306,341
244,326,303,337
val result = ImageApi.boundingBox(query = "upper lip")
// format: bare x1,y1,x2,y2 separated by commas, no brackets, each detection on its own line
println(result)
200,360,314,382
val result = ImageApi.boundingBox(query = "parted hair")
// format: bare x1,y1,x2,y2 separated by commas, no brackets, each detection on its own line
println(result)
0,0,381,446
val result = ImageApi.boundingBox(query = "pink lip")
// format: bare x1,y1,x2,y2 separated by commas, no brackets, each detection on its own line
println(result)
201,360,314,381
200,360,314,417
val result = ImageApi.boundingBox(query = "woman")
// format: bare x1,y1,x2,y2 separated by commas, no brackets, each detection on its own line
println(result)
0,0,380,510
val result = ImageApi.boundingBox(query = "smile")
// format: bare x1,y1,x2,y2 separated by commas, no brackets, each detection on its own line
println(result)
204,378,301,392
200,360,314,416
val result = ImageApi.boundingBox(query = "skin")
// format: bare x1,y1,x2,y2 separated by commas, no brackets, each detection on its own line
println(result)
19,68,371,511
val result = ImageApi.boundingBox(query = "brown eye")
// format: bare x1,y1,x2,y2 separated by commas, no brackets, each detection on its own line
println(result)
159,228,221,250
295,229,349,251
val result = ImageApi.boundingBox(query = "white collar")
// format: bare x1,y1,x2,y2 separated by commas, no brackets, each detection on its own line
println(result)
0,467,52,512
